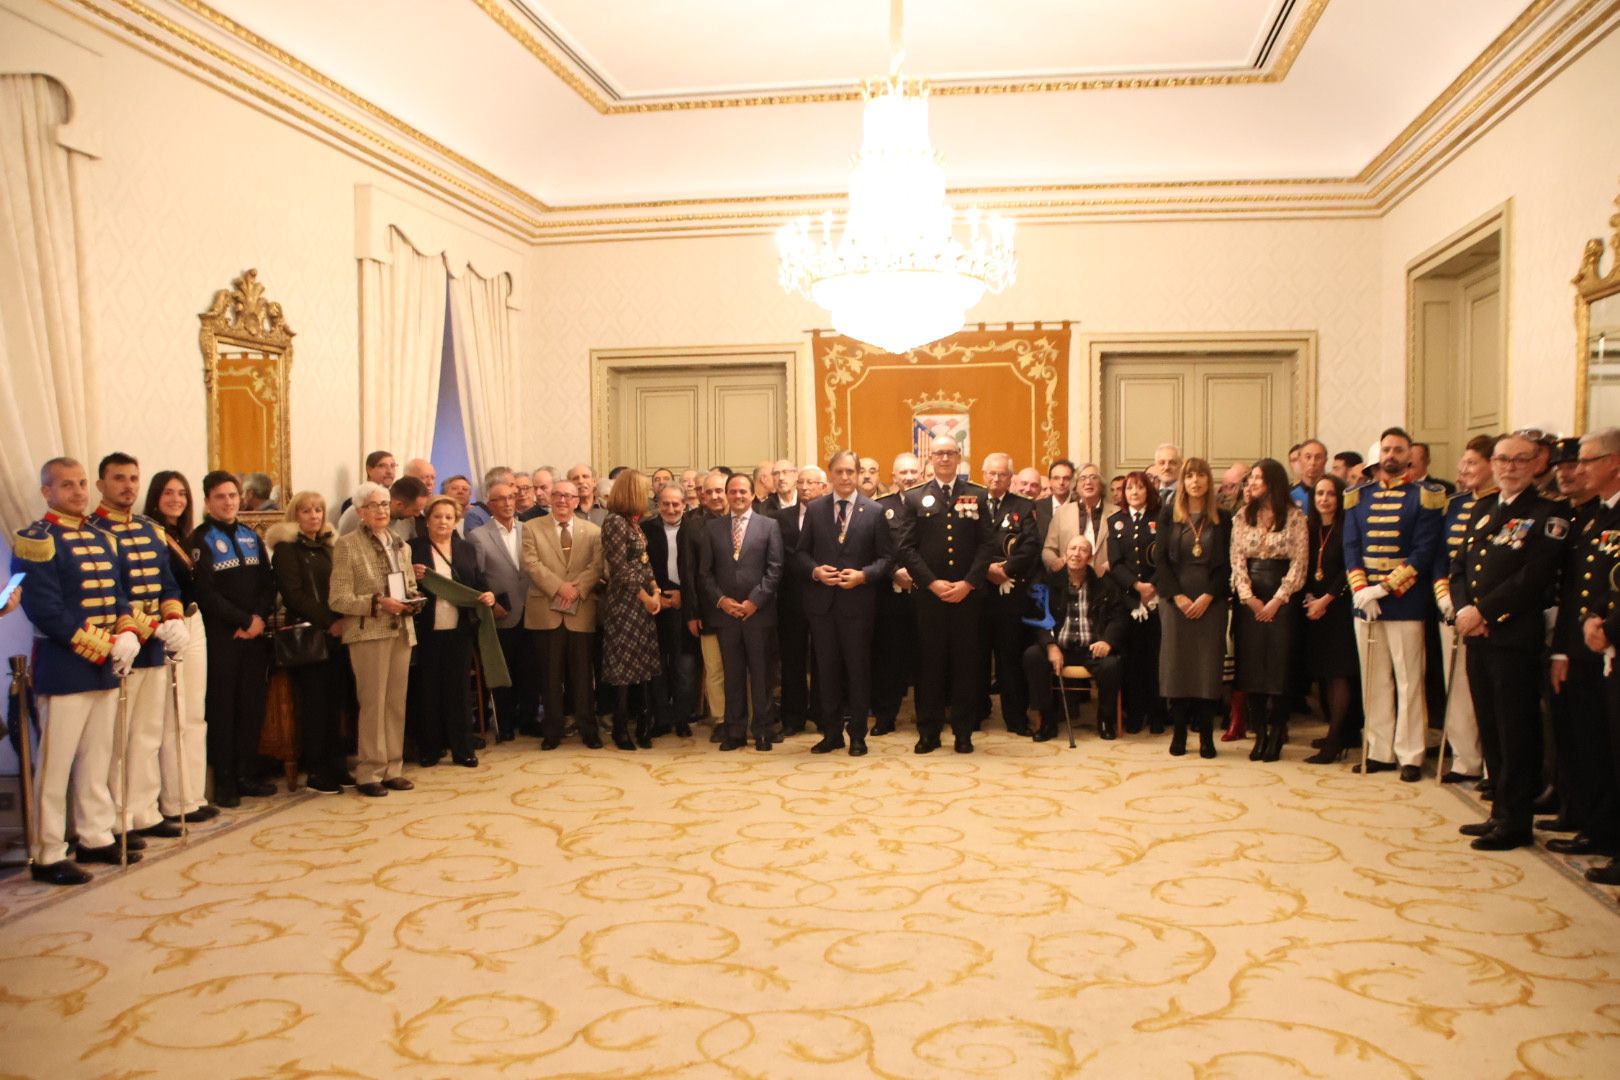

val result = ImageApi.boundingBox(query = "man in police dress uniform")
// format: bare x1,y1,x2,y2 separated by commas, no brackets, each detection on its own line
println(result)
976,452,1040,734
1343,427,1446,781
90,452,190,841
11,458,145,884
1449,432,1570,849
870,452,923,736
893,435,995,753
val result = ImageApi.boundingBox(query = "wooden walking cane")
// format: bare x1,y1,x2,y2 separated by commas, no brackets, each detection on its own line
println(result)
9,656,38,867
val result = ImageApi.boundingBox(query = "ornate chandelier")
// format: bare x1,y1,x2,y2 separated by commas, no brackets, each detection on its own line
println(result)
775,0,1016,355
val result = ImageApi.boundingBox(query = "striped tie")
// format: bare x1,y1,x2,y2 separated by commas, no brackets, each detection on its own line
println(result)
732,514,745,560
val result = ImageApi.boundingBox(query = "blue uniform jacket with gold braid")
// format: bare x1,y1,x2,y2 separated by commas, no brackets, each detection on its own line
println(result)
1433,486,1495,605
1341,476,1446,622
10,511,134,695
88,505,185,668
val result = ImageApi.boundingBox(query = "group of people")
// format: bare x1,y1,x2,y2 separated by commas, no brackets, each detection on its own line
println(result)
9,421,1620,889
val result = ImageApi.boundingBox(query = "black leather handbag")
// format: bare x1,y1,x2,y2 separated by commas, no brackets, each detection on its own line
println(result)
272,621,329,668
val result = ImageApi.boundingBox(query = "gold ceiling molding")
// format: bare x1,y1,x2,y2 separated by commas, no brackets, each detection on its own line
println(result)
470,0,1330,114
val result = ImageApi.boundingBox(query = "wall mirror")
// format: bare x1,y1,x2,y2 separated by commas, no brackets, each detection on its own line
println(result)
1575,187,1620,432
199,268,294,524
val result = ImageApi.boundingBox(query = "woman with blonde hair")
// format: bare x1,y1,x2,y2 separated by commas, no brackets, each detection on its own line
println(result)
269,491,349,792
601,469,664,749
1154,457,1230,758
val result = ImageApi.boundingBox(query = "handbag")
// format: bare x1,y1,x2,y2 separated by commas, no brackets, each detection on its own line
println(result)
273,621,330,668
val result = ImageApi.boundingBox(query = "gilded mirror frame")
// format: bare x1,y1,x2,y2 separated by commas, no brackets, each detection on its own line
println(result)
199,268,295,529
1574,186,1620,432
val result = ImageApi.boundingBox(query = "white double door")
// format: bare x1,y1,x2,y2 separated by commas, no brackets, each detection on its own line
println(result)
1102,354,1294,478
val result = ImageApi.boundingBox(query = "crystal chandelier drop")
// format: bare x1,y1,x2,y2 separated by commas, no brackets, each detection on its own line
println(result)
775,0,1015,355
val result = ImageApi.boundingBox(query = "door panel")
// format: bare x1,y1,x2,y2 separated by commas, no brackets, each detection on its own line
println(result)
1202,372,1279,466
1102,354,1293,479
711,377,781,472
1463,273,1501,435
633,384,700,472
613,366,785,474
1111,375,1183,468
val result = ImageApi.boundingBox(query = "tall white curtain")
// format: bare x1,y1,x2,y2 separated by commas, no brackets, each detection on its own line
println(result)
448,268,518,485
0,75,93,533
358,226,448,468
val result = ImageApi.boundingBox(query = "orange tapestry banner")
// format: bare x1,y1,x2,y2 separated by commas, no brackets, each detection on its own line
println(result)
812,324,1071,475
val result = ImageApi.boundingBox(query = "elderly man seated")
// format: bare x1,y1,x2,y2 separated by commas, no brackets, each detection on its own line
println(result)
1023,534,1127,742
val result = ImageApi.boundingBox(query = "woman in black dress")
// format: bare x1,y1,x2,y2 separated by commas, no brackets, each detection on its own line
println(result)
1154,458,1230,758
269,492,349,792
408,497,494,768
1230,459,1308,762
1106,471,1167,735
1302,474,1361,764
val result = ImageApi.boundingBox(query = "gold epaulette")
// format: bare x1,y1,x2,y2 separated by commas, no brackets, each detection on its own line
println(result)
1420,483,1447,511
904,481,930,492
11,527,54,563
1343,486,1363,510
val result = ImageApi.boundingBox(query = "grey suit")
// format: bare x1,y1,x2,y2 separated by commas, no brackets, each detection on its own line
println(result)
697,510,783,740
470,518,538,737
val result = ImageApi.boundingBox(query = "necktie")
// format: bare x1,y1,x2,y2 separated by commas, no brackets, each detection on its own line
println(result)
940,483,951,504
988,497,999,520
836,499,849,538
559,521,572,561
732,514,745,559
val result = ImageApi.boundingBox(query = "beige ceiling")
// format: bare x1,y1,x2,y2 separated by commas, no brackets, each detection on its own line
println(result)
87,0,1616,237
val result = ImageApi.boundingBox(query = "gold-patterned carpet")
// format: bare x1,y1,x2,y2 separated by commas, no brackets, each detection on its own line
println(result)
3,722,1619,1079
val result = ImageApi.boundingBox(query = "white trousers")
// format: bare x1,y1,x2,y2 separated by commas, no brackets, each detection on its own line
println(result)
34,689,117,864
1354,618,1428,767
1438,623,1484,776
110,665,167,831
158,610,208,816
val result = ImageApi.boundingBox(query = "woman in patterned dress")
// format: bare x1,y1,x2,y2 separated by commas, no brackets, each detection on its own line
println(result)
600,469,664,750
1230,458,1308,762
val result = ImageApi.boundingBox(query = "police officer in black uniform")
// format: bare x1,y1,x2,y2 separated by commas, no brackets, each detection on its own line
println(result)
870,452,923,736
1450,432,1570,850
894,435,995,753
975,452,1040,734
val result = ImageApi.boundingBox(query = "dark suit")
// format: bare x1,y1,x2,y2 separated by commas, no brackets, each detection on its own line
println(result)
643,514,699,730
894,477,995,745
795,491,893,741
1033,495,1067,546
408,533,487,762
697,510,784,740
774,500,816,731
1106,506,1168,732
976,491,1040,730
870,490,915,732
1023,566,1127,729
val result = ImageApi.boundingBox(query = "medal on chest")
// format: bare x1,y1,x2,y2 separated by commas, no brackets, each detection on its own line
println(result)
954,494,979,520
1492,518,1532,550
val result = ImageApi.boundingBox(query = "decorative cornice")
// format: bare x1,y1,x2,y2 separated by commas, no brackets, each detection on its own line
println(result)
49,0,1620,242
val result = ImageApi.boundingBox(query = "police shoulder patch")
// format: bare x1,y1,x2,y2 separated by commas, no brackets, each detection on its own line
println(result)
1545,516,1570,540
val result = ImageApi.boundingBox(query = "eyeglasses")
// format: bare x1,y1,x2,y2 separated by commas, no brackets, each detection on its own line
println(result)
931,449,961,458
360,501,390,512
551,493,579,501
1491,454,1536,467
1577,452,1616,466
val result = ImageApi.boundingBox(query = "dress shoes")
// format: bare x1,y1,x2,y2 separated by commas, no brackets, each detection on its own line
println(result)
848,738,868,757
470,734,487,750
306,774,342,794
718,737,746,751
1440,771,1482,785
612,734,637,751
913,735,940,755
954,736,974,754
112,832,147,851
238,777,277,798
417,755,441,768
1399,765,1422,783
1148,720,1165,735
495,729,515,744
1033,726,1058,744
453,755,479,768
165,806,218,826
134,820,186,839
675,722,693,738
1458,820,1496,837
754,734,772,752
1546,834,1616,857
1536,816,1579,833
356,782,388,797
76,842,140,865
214,792,242,809
1470,828,1532,851
709,726,725,743
1584,861,1620,885
1007,723,1031,737
810,736,845,754
871,719,895,736
540,737,561,751
1531,786,1559,814
1097,721,1116,741
770,727,785,745
30,860,91,886
382,777,414,791
1352,759,1397,775
782,722,805,736
582,730,604,749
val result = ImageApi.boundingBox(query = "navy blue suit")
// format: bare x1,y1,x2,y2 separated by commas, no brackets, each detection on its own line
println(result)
795,492,893,740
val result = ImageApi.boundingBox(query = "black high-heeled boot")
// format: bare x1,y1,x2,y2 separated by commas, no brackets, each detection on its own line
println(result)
1168,702,1188,756
1198,709,1217,759
636,712,653,749
611,715,636,751
1249,706,1268,762
1261,706,1287,762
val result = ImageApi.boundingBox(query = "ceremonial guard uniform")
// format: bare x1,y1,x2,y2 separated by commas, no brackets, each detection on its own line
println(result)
978,490,1039,733
1449,489,1569,845
894,476,995,752
1548,495,1615,850
188,514,276,805
1342,476,1445,773
870,488,915,735
11,511,140,882
1107,505,1168,734
1431,486,1494,780
89,505,187,838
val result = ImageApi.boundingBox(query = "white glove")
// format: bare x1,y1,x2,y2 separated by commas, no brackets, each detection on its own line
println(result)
1352,585,1386,621
156,618,190,655
1131,603,1150,623
1437,594,1455,621
110,631,140,677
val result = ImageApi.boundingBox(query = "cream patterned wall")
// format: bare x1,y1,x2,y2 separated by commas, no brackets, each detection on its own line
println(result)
1380,26,1620,436
526,217,1382,468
